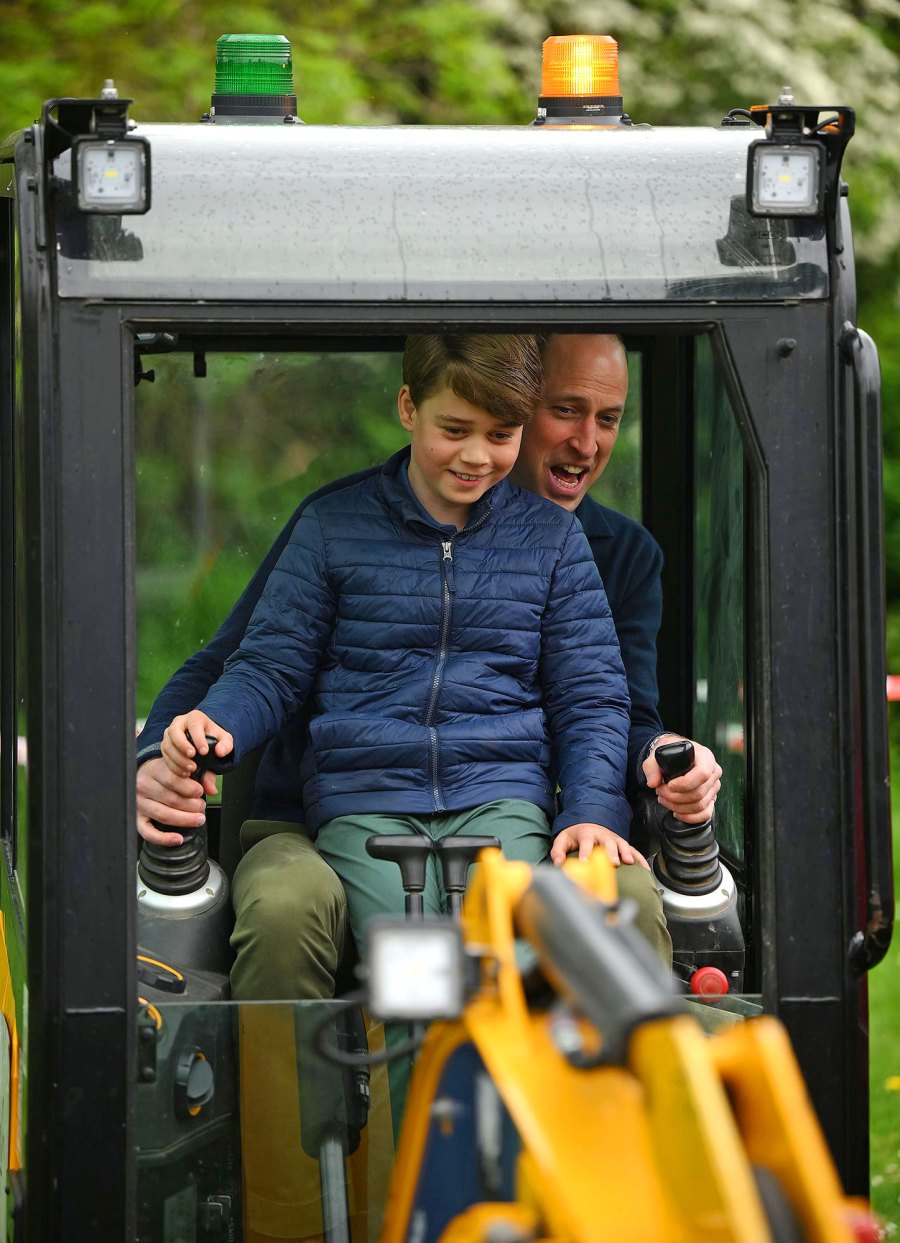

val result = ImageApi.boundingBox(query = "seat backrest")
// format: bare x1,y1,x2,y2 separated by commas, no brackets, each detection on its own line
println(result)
218,746,263,881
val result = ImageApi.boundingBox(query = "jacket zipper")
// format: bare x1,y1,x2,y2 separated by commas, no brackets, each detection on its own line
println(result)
424,539,455,810
420,505,490,812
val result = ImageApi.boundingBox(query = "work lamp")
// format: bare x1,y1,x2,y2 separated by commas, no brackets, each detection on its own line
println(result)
366,918,466,1022
747,140,824,216
73,136,150,213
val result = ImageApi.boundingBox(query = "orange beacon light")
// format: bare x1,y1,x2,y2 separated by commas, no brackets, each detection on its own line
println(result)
541,34,620,97
535,34,628,126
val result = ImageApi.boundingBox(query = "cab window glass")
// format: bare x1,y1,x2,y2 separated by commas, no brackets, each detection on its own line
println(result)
589,350,641,522
134,350,406,715
134,342,645,715
693,335,745,864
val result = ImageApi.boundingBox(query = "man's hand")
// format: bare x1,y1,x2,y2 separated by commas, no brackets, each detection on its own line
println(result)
136,756,218,846
550,823,649,869
161,712,234,778
643,734,722,824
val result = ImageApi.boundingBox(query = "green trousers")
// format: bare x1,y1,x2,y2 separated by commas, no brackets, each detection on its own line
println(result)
316,799,553,1124
315,799,550,937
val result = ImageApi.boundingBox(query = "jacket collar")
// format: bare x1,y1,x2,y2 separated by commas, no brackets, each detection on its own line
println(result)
379,446,507,536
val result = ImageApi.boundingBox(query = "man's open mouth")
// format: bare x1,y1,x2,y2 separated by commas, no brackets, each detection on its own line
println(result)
550,464,588,489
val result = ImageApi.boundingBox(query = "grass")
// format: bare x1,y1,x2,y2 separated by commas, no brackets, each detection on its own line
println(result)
871,950,900,1233
869,732,900,1233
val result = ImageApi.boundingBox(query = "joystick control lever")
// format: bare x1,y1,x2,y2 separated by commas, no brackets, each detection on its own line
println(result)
435,836,500,918
138,736,232,896
648,741,745,991
653,742,722,896
365,836,435,919
365,834,500,920
136,736,236,985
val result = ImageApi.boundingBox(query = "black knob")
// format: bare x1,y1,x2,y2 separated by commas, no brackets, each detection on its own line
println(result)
185,733,233,776
654,740,695,782
436,836,500,918
365,835,435,918
435,836,499,892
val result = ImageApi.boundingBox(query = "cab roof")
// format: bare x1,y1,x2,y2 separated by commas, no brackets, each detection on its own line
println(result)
52,122,828,303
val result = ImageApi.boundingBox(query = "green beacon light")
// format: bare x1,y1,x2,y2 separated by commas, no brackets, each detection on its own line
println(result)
206,34,299,123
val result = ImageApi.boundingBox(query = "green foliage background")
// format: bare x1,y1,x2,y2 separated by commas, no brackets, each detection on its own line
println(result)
2,0,899,1221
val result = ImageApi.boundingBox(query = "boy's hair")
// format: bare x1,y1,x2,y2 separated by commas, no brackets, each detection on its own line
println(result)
403,334,542,427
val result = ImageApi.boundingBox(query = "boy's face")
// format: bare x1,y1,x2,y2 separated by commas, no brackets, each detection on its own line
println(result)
398,384,522,528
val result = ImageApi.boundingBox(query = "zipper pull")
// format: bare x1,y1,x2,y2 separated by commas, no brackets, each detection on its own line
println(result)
441,540,456,591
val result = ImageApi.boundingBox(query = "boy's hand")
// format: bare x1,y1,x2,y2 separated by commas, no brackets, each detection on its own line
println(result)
161,712,234,778
550,823,649,869
643,734,722,824
136,756,218,846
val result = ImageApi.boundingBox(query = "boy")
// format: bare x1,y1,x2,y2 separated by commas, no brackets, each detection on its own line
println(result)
162,332,635,961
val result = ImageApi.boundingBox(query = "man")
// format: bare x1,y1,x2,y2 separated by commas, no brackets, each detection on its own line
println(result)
515,334,720,838
136,334,721,997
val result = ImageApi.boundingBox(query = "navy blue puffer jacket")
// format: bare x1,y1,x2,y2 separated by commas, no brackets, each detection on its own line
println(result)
197,449,631,837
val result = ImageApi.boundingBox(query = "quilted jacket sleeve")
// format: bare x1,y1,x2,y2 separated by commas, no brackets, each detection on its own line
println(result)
193,507,337,764
541,521,632,838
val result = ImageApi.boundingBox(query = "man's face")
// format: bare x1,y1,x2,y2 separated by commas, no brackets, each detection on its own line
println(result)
398,384,522,528
511,334,627,510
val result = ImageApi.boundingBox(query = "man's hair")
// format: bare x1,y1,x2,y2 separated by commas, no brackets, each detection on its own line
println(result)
537,331,625,358
403,333,542,427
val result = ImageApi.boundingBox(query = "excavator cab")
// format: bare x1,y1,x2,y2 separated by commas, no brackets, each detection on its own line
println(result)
0,31,891,1240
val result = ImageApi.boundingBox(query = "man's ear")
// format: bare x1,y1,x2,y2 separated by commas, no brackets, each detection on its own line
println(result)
397,385,416,431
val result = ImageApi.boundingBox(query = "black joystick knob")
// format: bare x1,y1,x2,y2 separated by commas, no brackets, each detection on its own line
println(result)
435,836,500,917
365,835,435,919
655,740,694,782
183,732,233,778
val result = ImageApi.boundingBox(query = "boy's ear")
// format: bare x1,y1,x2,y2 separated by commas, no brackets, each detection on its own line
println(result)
397,385,416,431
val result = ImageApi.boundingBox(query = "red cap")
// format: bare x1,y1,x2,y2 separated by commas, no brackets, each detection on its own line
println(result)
690,966,730,997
